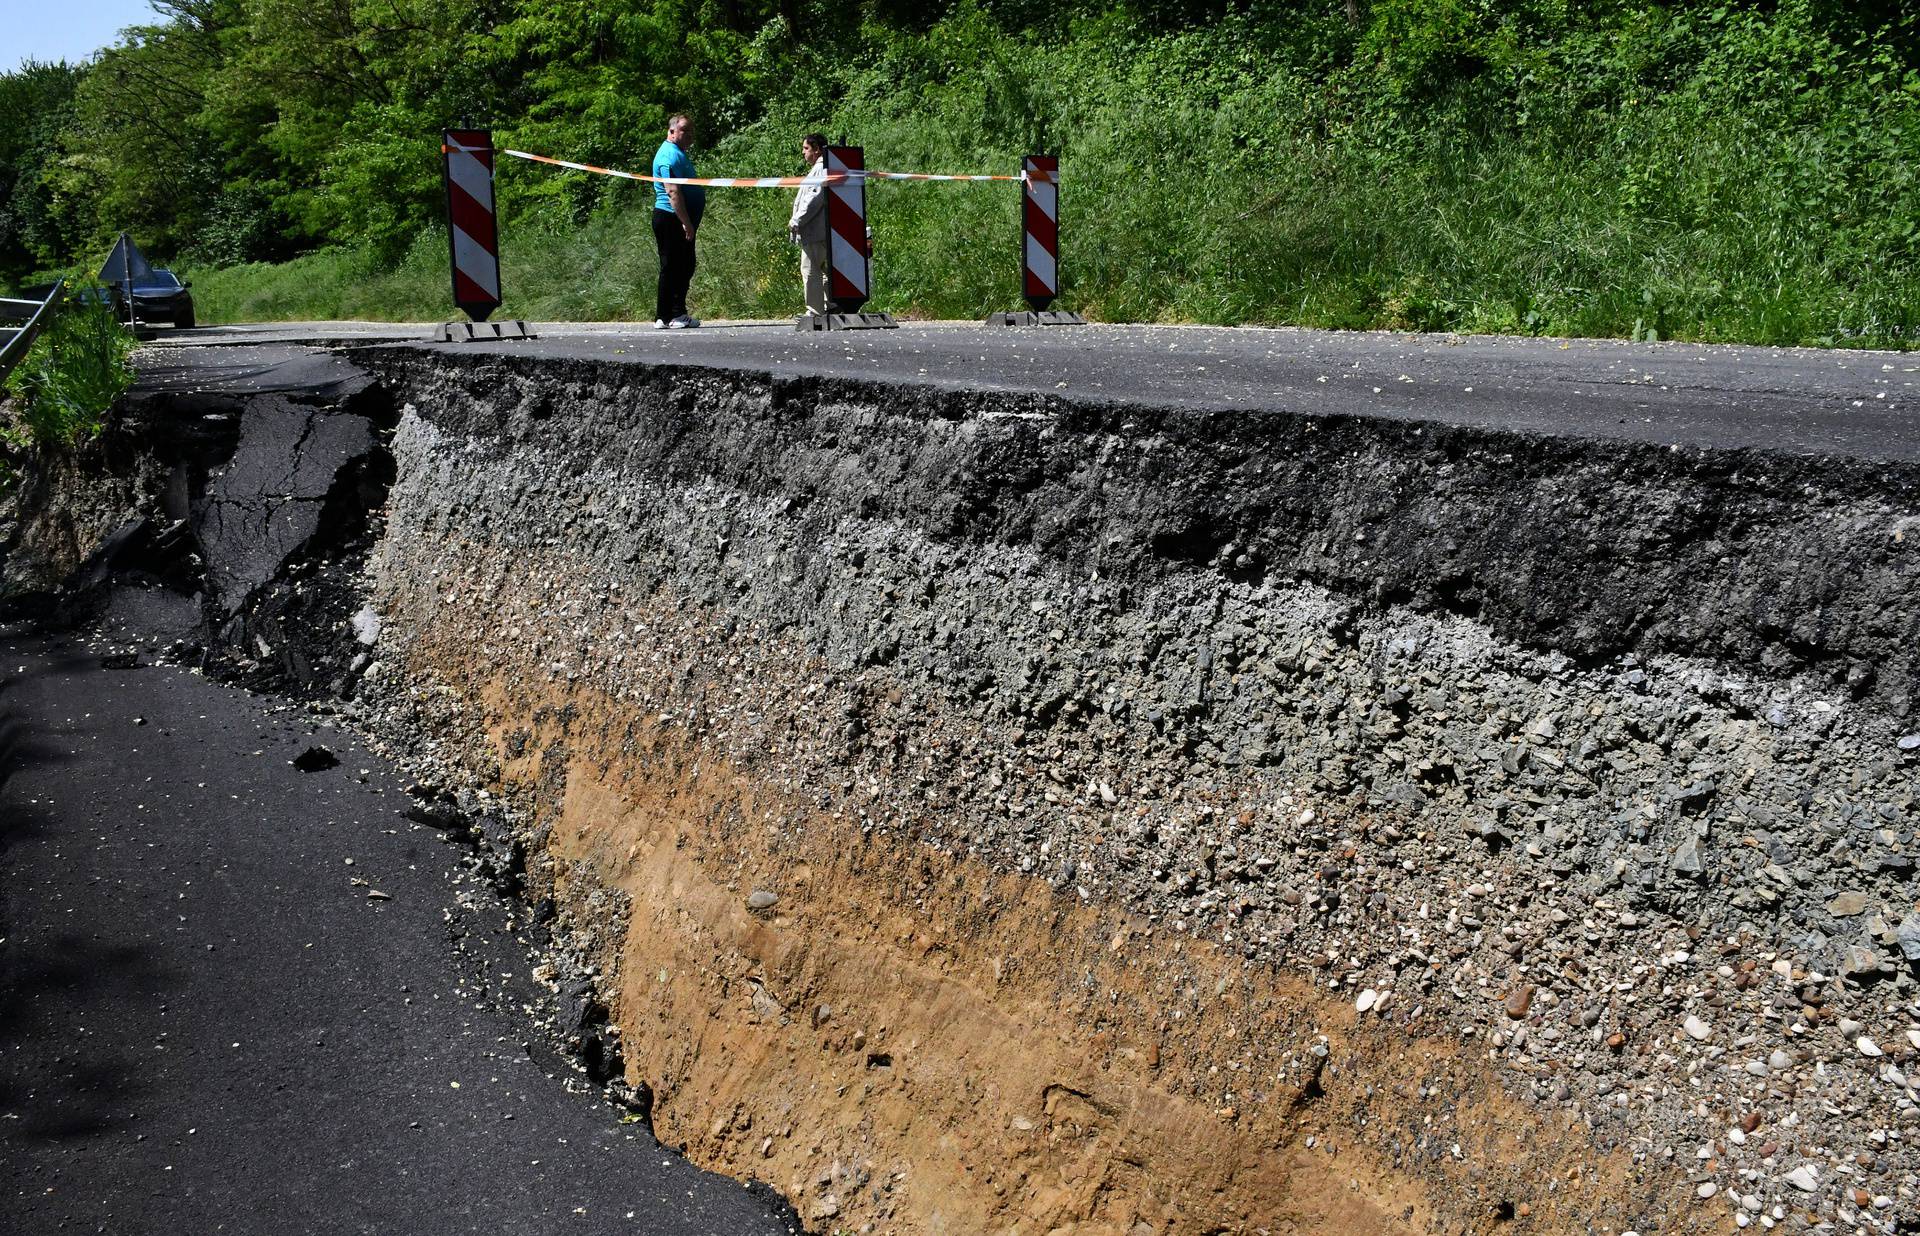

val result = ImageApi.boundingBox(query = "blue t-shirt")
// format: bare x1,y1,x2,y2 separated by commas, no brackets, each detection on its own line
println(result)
652,140,704,214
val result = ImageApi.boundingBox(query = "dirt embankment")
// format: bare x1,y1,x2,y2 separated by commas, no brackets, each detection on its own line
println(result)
346,350,1919,1235
9,343,1920,1234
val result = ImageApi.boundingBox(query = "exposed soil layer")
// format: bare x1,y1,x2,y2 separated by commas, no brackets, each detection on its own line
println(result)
8,342,1920,1234
384,629,1666,1235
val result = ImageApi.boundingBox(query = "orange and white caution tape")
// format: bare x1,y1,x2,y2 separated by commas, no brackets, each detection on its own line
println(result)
866,170,1037,182
502,148,1055,187
504,149,820,187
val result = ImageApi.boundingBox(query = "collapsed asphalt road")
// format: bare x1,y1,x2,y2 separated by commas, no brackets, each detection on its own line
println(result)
0,624,800,1235
5,311,1917,1233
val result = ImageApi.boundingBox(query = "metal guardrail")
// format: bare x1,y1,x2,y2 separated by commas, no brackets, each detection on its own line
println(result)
0,277,68,387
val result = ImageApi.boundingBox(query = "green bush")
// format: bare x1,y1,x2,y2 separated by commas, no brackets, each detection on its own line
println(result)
136,1,1920,348
3,282,137,450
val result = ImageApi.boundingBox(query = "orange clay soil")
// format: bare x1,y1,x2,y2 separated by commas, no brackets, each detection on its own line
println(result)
418,663,1683,1236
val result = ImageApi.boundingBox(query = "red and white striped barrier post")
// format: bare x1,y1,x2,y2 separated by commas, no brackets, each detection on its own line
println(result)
442,129,500,320
1022,154,1059,310
438,128,531,341
825,145,866,312
810,145,895,330
988,154,1083,326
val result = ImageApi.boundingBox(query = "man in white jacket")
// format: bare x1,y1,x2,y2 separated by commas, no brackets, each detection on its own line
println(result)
787,134,830,319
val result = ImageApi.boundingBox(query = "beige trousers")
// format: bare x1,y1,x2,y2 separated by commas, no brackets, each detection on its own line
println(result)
799,239,829,314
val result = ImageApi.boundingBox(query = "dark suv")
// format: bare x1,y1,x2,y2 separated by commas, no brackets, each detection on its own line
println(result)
126,269,195,328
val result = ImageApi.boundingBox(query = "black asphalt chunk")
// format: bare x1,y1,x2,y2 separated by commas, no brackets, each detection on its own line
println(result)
292,745,340,772
132,345,376,403
195,395,377,619
0,634,798,1235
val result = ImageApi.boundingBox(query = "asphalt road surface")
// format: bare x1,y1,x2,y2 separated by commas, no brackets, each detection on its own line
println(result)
0,624,798,1235
145,319,1920,463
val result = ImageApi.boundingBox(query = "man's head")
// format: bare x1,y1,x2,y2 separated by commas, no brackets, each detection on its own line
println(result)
667,114,693,148
801,133,827,164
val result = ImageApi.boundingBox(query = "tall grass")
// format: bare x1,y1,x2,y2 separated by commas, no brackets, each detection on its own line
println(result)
1,285,135,495
2,288,136,447
184,9,1920,348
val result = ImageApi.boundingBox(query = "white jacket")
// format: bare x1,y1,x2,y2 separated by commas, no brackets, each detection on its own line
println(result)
788,158,829,243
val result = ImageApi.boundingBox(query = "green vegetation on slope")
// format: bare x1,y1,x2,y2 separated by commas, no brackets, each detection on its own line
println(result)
2,285,138,492
6,1,1920,345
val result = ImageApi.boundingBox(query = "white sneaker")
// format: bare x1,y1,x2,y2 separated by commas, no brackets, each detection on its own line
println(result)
652,318,667,330
667,315,700,329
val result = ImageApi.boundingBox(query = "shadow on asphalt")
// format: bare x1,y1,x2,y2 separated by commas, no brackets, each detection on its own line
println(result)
0,933,170,1140
1,658,163,1140
0,707,67,830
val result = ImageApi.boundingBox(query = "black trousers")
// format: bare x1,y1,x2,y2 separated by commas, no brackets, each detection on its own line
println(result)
652,208,699,322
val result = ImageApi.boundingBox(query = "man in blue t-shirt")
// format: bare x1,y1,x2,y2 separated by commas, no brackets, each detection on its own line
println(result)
651,113,706,329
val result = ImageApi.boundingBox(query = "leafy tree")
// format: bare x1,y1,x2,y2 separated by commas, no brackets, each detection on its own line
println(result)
0,61,87,281
0,0,1914,343
48,5,229,263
